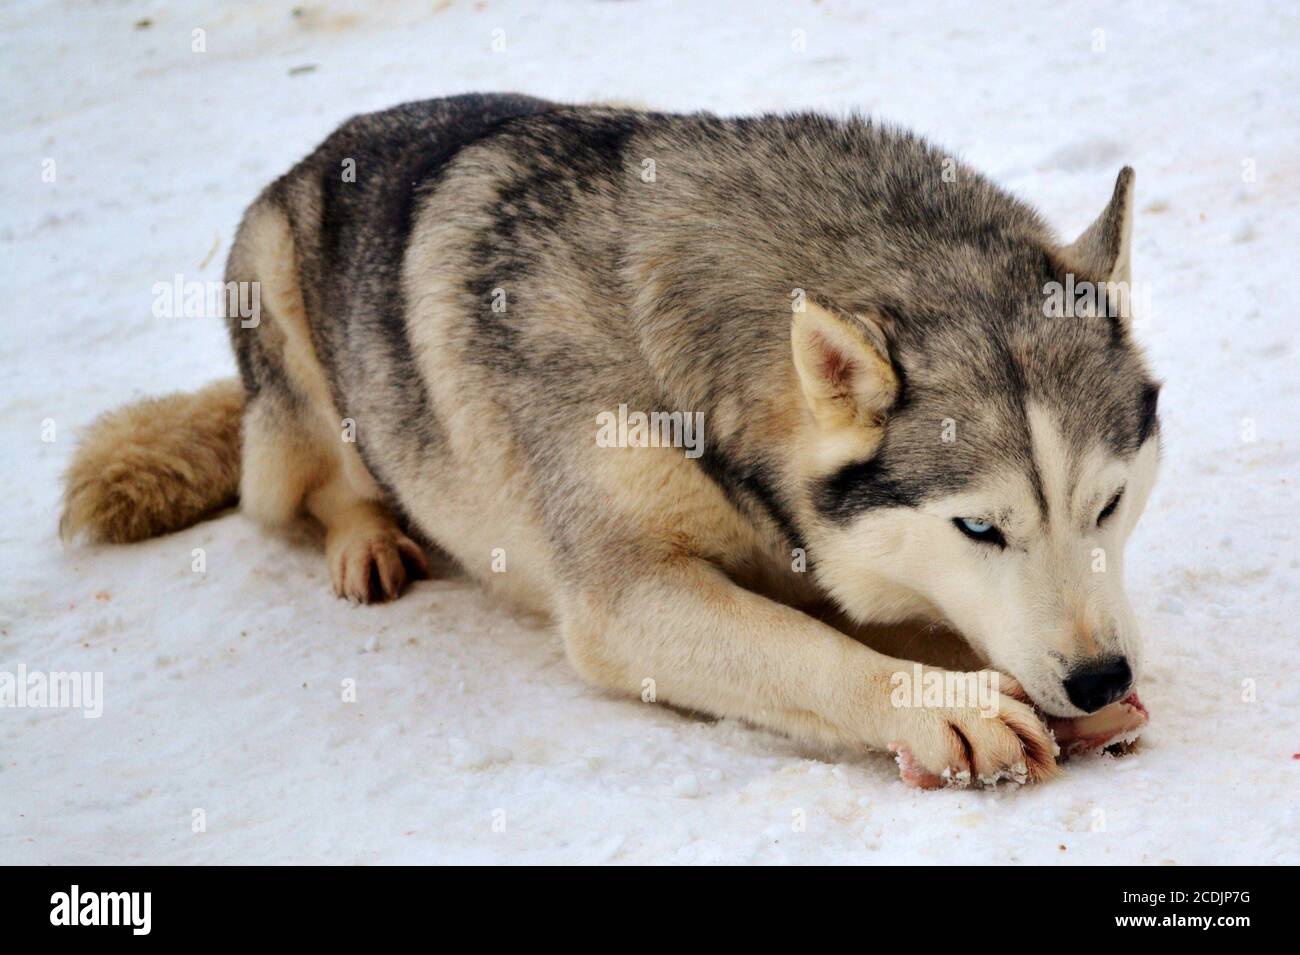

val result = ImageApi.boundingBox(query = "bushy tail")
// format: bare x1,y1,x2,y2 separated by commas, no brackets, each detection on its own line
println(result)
60,378,245,544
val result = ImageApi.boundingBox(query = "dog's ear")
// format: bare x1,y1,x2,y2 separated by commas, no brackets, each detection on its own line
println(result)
1062,166,1135,286
791,301,899,430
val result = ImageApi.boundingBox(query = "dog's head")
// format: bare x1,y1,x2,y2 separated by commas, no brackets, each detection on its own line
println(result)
794,169,1159,716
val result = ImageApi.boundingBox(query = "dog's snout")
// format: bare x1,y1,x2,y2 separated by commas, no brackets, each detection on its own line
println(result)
1063,656,1132,713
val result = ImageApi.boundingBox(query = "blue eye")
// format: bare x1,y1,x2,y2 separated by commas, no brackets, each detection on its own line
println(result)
953,517,1006,547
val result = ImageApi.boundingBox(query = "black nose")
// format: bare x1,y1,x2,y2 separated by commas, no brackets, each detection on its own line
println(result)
1063,657,1132,713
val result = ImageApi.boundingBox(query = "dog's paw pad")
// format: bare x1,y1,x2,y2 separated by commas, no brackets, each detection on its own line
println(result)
889,742,945,790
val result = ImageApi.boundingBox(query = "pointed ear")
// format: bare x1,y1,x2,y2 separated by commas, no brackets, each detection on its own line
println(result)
791,301,899,430
1062,166,1135,285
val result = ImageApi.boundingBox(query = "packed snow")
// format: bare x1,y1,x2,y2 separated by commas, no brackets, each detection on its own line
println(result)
2,0,1297,864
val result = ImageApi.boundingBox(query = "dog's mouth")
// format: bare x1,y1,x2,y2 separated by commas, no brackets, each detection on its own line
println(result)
1042,691,1148,758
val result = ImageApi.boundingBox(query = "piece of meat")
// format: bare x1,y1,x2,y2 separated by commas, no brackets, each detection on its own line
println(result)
1045,692,1148,759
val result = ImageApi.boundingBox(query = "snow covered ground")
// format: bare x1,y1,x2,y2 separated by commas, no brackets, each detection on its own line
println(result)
2,0,1297,865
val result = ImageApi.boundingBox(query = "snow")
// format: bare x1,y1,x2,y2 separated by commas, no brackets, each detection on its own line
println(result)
2,0,1298,864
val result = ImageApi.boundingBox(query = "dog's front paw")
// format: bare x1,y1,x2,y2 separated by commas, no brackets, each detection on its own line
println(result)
886,682,1059,789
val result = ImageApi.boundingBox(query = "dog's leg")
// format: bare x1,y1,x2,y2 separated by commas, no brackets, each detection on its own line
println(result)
240,393,428,604
561,556,1057,785
229,200,429,604
304,477,429,604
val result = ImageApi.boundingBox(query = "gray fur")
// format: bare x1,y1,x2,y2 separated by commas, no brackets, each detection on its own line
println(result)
226,93,1158,586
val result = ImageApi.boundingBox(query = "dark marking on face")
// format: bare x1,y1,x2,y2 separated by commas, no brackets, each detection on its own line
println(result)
817,456,921,523
1024,450,1051,521
997,343,1051,522
1136,382,1161,446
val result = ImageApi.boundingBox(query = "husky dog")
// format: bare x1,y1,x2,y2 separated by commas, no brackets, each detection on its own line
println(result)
62,94,1160,787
